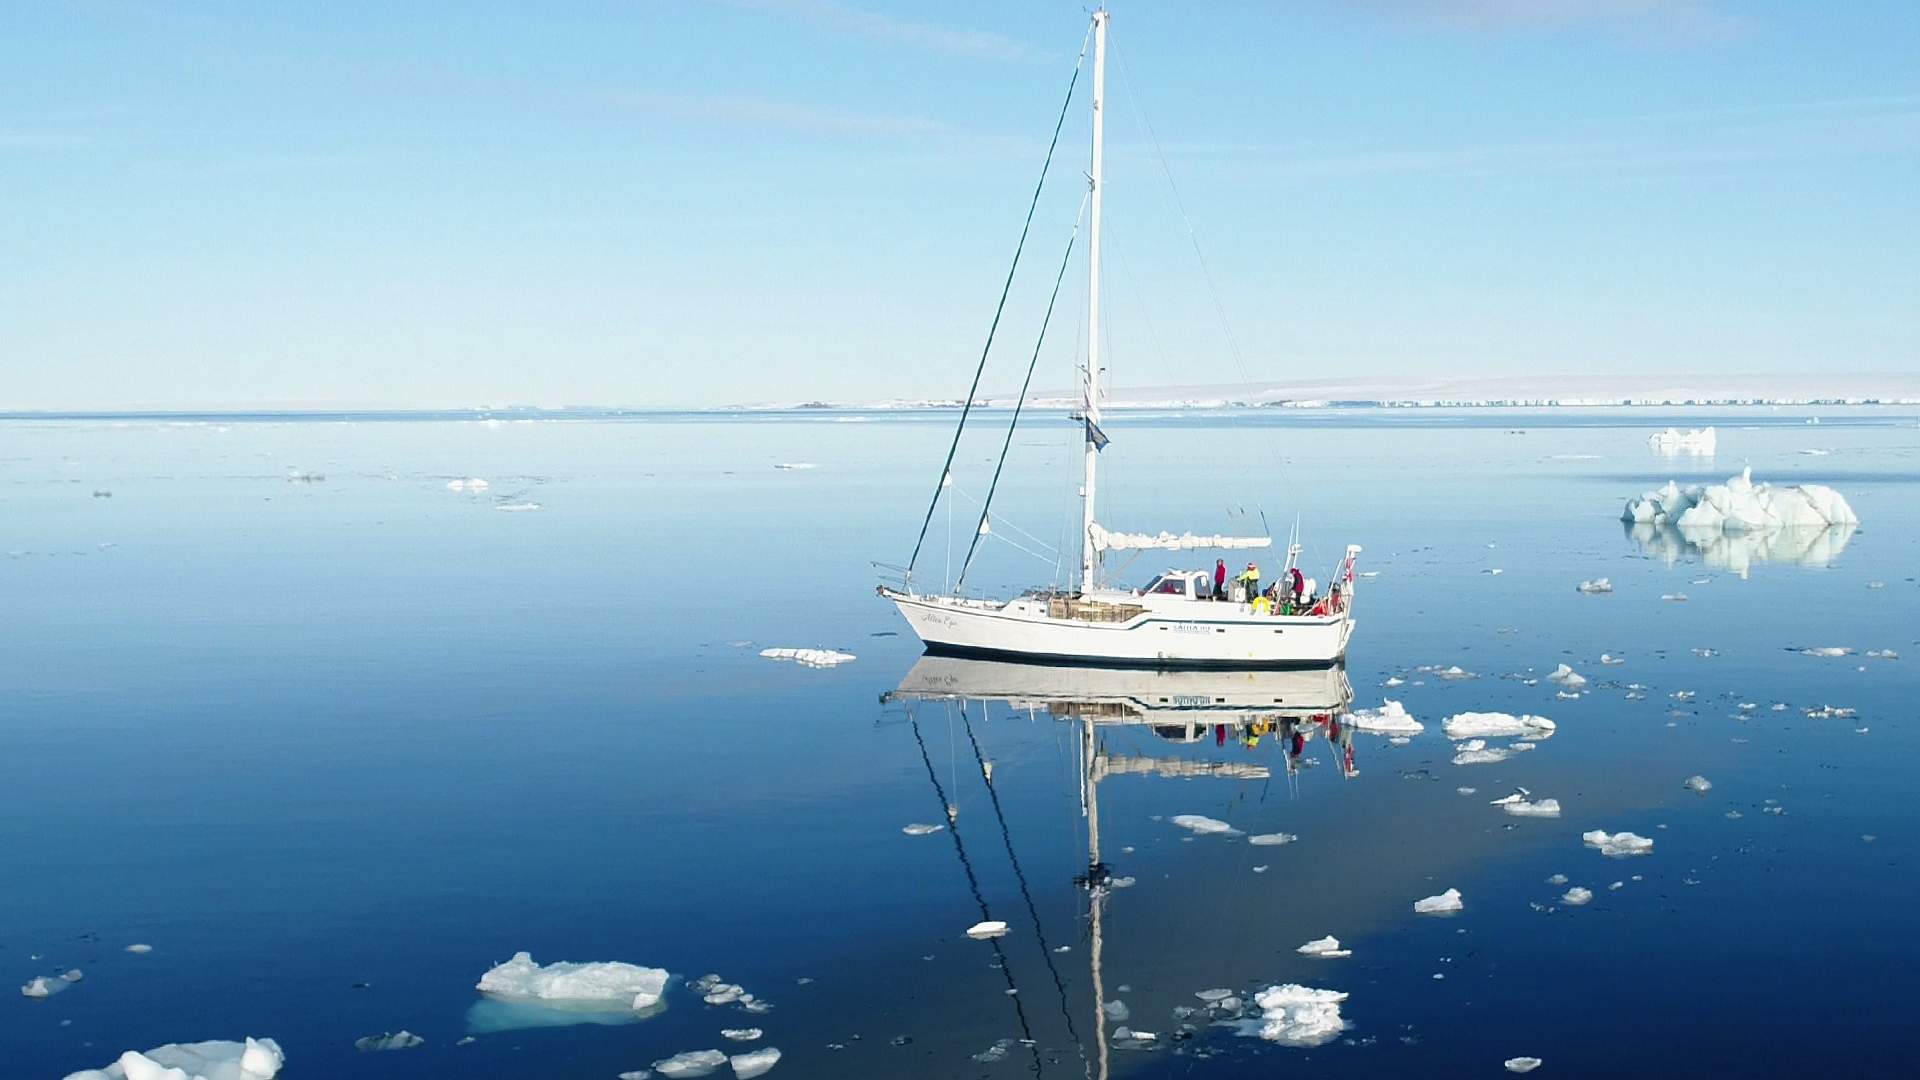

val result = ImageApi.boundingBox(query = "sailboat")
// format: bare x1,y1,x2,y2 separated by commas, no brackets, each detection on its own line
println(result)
879,8,1361,668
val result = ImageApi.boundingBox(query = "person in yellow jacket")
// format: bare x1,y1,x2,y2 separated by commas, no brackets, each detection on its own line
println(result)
1236,562,1260,604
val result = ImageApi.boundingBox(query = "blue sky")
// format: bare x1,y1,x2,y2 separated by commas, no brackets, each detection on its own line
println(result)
3,0,1916,409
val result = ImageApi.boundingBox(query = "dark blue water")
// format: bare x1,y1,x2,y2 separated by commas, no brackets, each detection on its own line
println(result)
4,409,1915,1077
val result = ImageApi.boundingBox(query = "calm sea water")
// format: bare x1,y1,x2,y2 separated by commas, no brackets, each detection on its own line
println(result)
4,408,1916,1078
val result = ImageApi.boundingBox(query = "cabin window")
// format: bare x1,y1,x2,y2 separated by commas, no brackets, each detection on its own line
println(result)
1152,576,1187,596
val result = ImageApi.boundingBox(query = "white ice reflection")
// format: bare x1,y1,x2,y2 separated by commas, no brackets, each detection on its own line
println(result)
1624,520,1858,577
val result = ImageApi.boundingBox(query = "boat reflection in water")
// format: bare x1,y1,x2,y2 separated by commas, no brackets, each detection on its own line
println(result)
884,656,1355,1076
1624,519,1858,577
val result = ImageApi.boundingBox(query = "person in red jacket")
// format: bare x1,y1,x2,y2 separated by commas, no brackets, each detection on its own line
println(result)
1214,559,1227,601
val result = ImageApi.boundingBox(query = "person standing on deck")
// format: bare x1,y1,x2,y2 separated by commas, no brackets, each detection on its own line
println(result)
1238,562,1260,605
1214,559,1227,601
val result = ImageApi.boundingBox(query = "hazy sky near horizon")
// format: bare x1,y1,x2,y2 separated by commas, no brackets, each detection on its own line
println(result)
4,0,1917,409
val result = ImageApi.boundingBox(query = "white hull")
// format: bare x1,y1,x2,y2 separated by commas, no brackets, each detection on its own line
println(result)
884,588,1354,667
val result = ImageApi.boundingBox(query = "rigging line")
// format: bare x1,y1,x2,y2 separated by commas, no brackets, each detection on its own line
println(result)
961,705,1090,1069
958,191,1091,589
911,705,1047,1075
905,26,1094,583
1110,32,1293,488
950,482,1063,560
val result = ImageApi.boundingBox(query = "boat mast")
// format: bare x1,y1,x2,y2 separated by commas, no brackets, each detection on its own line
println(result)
1079,8,1108,596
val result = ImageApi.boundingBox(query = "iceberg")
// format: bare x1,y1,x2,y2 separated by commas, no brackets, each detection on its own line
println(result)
1562,886,1593,906
1499,797,1562,817
1171,814,1239,836
1443,712,1556,740
63,1038,285,1080
1799,646,1852,658
1583,830,1654,856
901,823,945,836
1547,663,1587,688
1624,468,1857,532
1414,888,1464,914
1684,775,1712,794
721,1028,763,1042
1649,427,1716,454
1247,832,1298,846
476,951,669,1011
126,944,154,954
966,920,1009,939
759,647,855,667
1576,577,1613,594
446,477,490,492
355,1031,424,1052
1343,700,1422,734
1506,1057,1544,1073
1296,935,1351,958
1248,984,1349,1047
22,969,83,998
730,1047,782,1078
653,1049,728,1078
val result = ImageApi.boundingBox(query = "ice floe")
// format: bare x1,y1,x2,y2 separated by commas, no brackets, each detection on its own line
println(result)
1343,700,1422,734
63,1037,285,1080
446,477,490,492
476,951,669,1011
758,647,855,667
1576,577,1613,594
1443,712,1556,740
772,462,816,471
355,1031,424,1052
1562,886,1593,906
1414,888,1464,914
653,1049,729,1078
1547,663,1587,688
1649,427,1716,454
22,969,83,998
730,1047,782,1078
1684,775,1712,794
1798,646,1853,658
1583,830,1654,857
1492,793,1561,817
1506,1056,1544,1073
125,944,153,954
1296,936,1351,959
966,920,1009,939
1247,832,1298,846
1624,468,1857,532
1866,649,1899,660
722,1028,763,1042
1171,814,1239,836
1247,984,1349,1047
493,500,541,512
901,823,945,836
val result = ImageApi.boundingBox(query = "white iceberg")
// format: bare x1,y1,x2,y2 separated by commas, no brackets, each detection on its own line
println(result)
1343,700,1422,734
730,1047,782,1078
759,647,855,667
446,477,490,492
1562,886,1593,906
901,823,945,836
1649,427,1716,454
1505,1057,1544,1073
1248,984,1349,1047
1547,663,1587,688
63,1038,285,1080
1247,832,1298,846
493,500,541,513
1499,797,1562,817
22,969,83,998
125,944,154,954
966,920,1009,939
1296,936,1351,959
772,462,816,470
1684,775,1712,794
1444,712,1556,740
654,1049,729,1078
1576,577,1613,594
1799,646,1852,658
1624,468,1857,532
721,1028,763,1042
1583,830,1654,857
1171,814,1239,836
355,1030,424,1052
476,951,669,1011
1414,888,1464,914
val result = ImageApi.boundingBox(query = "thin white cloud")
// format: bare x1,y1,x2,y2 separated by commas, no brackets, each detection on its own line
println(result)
602,90,954,137
708,0,1049,62
1355,0,1751,38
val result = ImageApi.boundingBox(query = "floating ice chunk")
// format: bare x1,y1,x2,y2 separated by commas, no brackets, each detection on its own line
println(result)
126,944,153,954
1649,427,1715,454
1583,830,1654,857
1102,999,1130,1022
1196,988,1236,1002
476,951,669,1011
64,1037,286,1080
1562,887,1593,906
446,477,490,492
721,1028,763,1042
1296,936,1351,959
1414,888,1464,914
1506,1056,1544,1073
1247,832,1298,846
1485,568,1503,575
1662,593,1688,602
703,984,743,1005
772,463,815,471
1343,700,1422,734
1799,646,1853,658
1502,798,1561,817
1171,814,1239,836
729,1047,781,1078
1248,984,1349,1047
759,647,855,667
1601,653,1624,665
966,920,1009,939
1684,775,1712,794
1804,704,1856,719
1383,676,1406,687
1576,578,1613,594
1622,468,1858,535
1457,787,1477,795
1547,664,1587,688
493,501,541,512
355,1030,424,1052
653,1049,728,1078
901,823,945,836
1866,649,1899,659
1443,712,1556,740
1437,665,1476,680
23,973,74,998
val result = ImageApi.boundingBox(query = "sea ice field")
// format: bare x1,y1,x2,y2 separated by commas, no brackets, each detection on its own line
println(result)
3,406,1916,1078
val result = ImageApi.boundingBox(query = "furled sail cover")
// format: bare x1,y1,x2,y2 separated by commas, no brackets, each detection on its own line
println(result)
1089,523,1273,552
